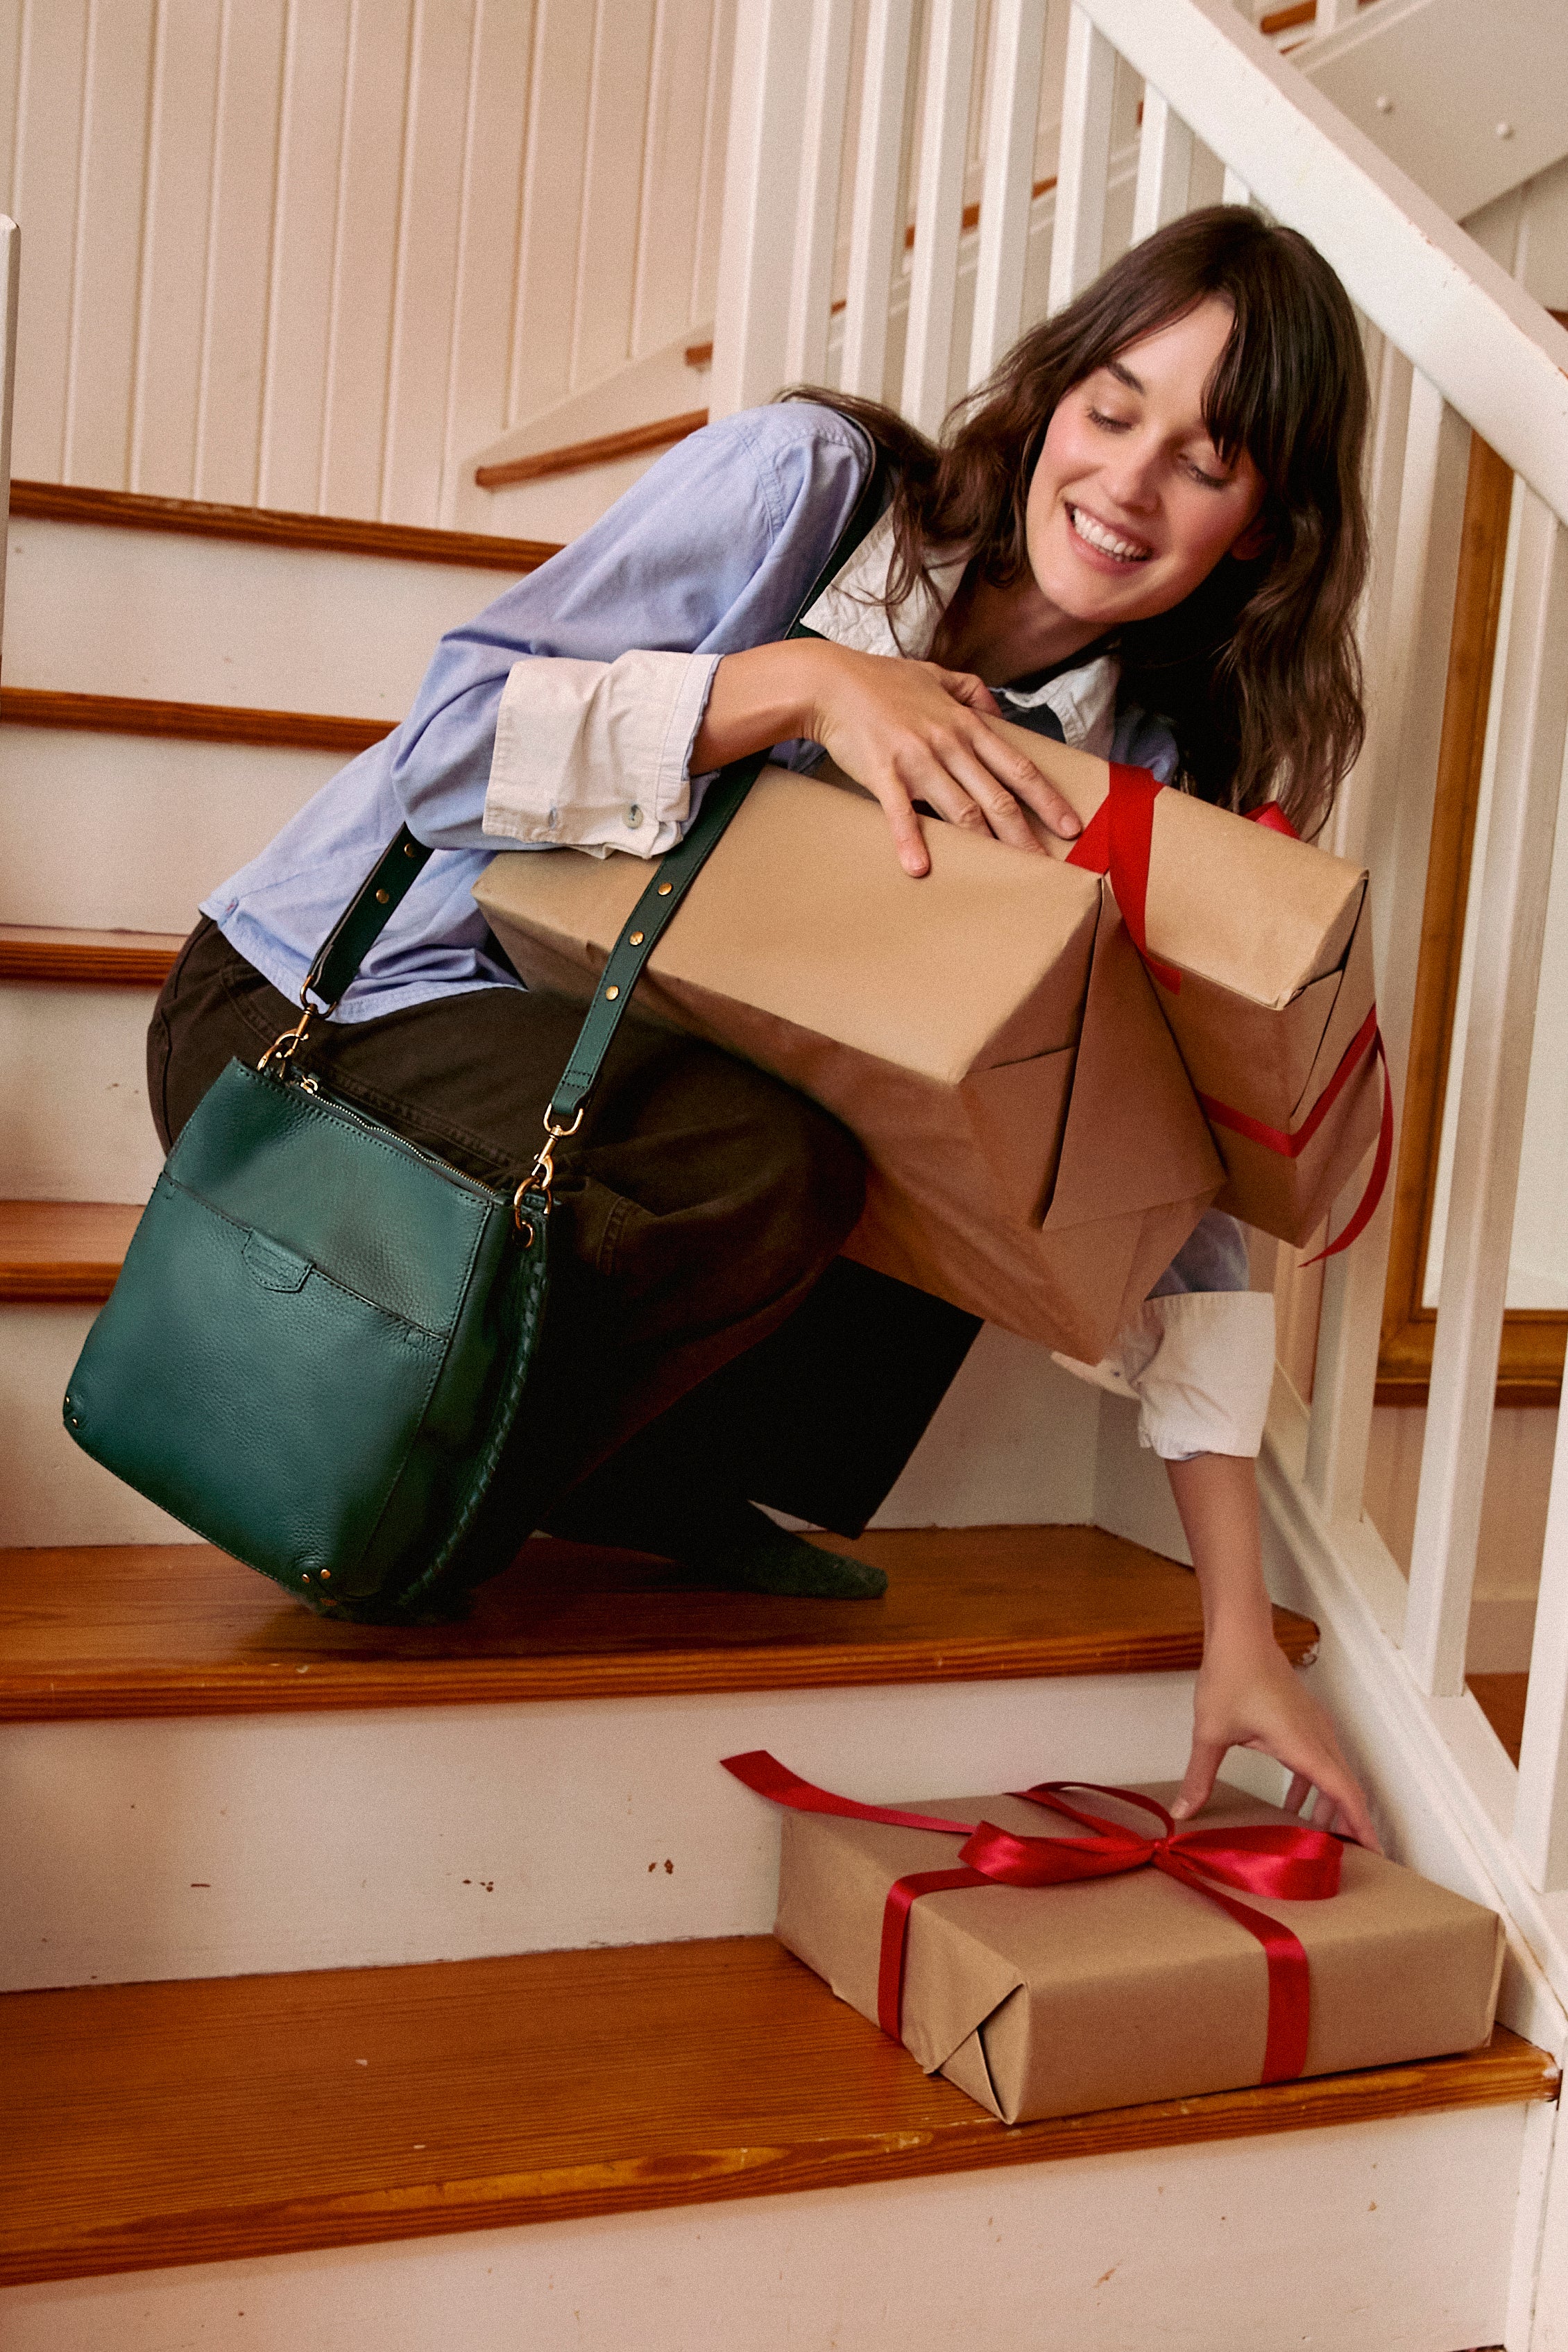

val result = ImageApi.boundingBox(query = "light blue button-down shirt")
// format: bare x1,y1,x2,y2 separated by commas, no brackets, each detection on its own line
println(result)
202,402,1180,1024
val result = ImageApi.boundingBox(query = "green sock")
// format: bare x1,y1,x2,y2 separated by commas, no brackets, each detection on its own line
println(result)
685,1503,888,1601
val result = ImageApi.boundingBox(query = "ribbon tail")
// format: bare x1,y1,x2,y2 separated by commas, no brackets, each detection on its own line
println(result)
1302,1028,1392,1265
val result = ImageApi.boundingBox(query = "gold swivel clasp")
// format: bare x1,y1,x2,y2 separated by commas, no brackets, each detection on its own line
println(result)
259,997,318,1079
514,1105,584,1229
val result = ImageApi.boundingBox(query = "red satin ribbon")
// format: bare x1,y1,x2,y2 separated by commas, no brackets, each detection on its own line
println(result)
723,1753,1343,2086
1067,768,1390,1261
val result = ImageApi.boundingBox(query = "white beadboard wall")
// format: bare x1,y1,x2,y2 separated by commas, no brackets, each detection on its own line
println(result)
0,0,735,527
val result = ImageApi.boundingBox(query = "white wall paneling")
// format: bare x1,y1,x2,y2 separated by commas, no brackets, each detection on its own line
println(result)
0,0,736,527
966,0,1047,386
898,0,978,434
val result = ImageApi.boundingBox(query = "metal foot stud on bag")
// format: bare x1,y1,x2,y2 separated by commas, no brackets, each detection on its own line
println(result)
60,464,890,1624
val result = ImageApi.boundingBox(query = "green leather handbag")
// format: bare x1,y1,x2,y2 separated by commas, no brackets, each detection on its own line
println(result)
62,463,886,1622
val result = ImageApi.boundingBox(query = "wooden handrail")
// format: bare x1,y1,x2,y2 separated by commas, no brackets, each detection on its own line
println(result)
8,482,561,572
475,410,710,493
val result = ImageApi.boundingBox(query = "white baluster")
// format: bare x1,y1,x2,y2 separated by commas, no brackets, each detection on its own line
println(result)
967,0,1048,389
785,0,856,384
841,0,917,400
1131,89,1193,243
1305,373,1469,1527
968,0,1043,390
1048,5,1116,314
1404,490,1568,1698
710,0,816,420
1515,1377,1568,1889
902,0,980,434
0,218,17,679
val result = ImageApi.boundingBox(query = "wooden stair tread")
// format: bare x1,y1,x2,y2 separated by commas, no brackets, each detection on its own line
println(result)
0,1527,1320,1719
1,1936,1553,2286
0,1200,144,1300
0,924,185,985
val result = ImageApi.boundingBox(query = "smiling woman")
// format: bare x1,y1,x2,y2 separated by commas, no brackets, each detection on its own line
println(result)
149,206,1378,1843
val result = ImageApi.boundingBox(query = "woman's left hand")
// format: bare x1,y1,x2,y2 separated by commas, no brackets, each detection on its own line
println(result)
1172,1626,1382,1850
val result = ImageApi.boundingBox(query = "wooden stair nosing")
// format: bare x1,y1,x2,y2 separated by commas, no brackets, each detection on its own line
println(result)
0,1530,1319,1721
0,685,391,755
0,926,184,987
0,1937,1553,2287
0,1200,144,1302
475,407,710,491
8,479,563,572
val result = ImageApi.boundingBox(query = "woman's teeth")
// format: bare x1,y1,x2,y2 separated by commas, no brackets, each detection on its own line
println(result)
1068,506,1150,563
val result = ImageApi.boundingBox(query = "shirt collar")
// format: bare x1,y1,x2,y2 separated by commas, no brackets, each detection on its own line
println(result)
801,509,1121,757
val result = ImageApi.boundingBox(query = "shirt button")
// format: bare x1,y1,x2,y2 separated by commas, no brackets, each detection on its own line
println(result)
626,804,642,828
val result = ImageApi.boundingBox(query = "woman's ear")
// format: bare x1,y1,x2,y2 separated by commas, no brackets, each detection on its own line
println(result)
1229,511,1272,563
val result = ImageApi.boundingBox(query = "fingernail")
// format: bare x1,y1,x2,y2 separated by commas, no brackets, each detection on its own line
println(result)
1170,1798,1191,1818
1060,815,1081,835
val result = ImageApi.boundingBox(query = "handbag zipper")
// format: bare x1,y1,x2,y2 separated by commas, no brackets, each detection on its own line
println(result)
271,1068,515,1210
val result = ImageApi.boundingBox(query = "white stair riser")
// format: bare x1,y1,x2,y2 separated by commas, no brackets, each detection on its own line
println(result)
0,1305,194,1548
3,520,525,719
0,1675,1281,1989
0,984,165,1201
0,727,339,932
0,2105,1523,2351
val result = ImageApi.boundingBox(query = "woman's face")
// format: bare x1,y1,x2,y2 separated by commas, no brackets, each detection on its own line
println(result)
1025,296,1268,635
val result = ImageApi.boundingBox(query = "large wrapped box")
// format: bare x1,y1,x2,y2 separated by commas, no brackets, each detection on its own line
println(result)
475,767,1221,1362
996,720,1383,1246
737,1763,1503,2126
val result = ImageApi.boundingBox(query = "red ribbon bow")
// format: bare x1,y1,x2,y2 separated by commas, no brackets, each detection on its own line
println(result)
1066,765,1390,1261
723,1753,1343,2085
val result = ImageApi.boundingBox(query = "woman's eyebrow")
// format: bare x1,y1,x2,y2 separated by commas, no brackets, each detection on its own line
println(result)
1106,358,1144,393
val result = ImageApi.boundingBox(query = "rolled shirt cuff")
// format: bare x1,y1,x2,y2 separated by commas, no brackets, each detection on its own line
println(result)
483,648,721,858
1052,1288,1277,1460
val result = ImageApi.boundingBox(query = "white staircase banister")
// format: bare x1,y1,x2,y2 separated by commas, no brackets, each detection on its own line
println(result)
1069,0,1568,528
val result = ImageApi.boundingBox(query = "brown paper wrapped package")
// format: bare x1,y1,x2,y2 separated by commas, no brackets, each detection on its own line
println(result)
992,719,1383,1245
774,1780,1503,2126
474,767,1222,1363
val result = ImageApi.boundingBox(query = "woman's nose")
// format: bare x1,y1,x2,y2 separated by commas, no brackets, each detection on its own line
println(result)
1098,437,1161,513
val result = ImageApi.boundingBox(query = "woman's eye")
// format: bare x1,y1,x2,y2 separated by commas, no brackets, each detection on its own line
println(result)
1087,407,1132,432
1186,459,1229,489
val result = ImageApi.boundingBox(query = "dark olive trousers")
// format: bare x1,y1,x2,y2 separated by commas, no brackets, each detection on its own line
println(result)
148,919,980,1540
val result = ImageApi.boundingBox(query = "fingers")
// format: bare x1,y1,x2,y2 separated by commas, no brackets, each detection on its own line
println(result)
933,667,1003,717
1170,1733,1227,1823
869,776,932,878
1279,1755,1382,1854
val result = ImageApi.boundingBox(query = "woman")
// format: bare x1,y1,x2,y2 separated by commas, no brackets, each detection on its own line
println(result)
151,208,1376,1842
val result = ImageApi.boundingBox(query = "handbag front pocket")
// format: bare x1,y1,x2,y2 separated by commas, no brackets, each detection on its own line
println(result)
67,1173,448,1592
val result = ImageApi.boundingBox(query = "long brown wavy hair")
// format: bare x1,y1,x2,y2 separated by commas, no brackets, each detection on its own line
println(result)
788,207,1370,837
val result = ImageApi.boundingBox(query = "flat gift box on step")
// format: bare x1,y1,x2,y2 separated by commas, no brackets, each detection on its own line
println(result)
992,718,1384,1247
728,1764,1503,2127
475,765,1220,1365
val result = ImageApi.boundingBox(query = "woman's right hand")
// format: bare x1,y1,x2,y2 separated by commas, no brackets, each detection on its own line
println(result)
692,639,1082,878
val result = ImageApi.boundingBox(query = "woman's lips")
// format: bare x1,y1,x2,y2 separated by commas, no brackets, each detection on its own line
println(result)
1066,503,1152,564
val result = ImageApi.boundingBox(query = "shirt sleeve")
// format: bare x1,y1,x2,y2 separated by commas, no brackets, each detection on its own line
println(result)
484,648,720,858
1050,1210,1275,1458
377,405,871,853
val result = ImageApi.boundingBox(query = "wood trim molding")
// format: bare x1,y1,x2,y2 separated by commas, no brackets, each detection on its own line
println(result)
3,1940,1551,2286
0,686,391,756
475,409,710,491
1375,434,1564,1406
0,926,185,985
8,479,561,572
